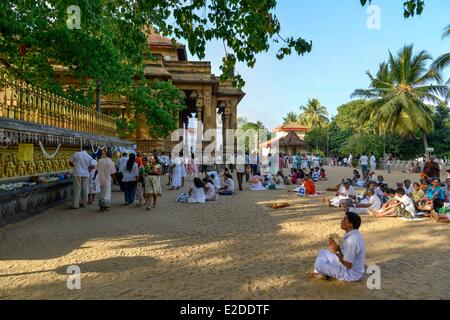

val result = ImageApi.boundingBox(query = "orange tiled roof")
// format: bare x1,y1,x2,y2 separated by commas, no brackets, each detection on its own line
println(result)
145,27,184,47
273,122,309,133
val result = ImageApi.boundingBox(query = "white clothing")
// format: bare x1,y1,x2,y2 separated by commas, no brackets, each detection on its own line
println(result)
398,194,416,217
189,185,206,203
71,150,94,177
348,154,353,164
330,186,357,207
224,178,235,193
117,156,129,173
204,182,216,201
360,156,368,166
350,195,381,214
171,156,183,188
404,185,414,196
121,162,138,182
313,230,365,282
250,182,266,191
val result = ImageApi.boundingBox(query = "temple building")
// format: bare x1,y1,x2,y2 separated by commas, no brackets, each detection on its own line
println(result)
99,32,246,153
260,122,310,155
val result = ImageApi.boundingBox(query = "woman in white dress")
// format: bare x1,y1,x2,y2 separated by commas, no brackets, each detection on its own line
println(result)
170,153,183,190
96,151,118,212
188,178,206,203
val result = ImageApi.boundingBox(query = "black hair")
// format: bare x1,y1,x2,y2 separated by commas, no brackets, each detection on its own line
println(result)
122,153,128,157
210,174,216,179
203,177,212,184
193,178,204,189
345,212,362,229
82,145,91,151
396,188,405,196
126,153,136,172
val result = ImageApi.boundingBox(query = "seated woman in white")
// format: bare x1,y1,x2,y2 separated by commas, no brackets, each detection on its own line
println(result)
249,173,266,191
188,178,206,203
203,177,218,202
274,171,286,190
326,180,356,208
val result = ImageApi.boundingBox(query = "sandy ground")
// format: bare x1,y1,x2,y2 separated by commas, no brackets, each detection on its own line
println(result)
0,166,449,300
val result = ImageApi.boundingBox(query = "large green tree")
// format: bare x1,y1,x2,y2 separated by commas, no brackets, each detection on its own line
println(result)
352,45,448,154
299,98,329,128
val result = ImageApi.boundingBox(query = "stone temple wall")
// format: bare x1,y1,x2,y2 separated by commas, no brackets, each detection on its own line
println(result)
0,179,73,227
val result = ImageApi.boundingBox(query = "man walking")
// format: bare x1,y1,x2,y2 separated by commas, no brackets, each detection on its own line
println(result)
70,145,95,209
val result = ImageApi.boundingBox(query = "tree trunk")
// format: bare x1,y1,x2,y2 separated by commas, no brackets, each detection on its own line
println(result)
422,133,429,157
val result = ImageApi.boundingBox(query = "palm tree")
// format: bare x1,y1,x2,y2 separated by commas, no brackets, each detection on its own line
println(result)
298,98,329,128
283,112,299,124
352,45,448,154
432,25,450,84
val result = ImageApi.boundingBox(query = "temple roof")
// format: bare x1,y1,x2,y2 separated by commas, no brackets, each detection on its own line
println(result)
259,131,306,148
273,122,309,133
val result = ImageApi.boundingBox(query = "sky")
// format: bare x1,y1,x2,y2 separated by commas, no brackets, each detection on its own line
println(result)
186,0,450,130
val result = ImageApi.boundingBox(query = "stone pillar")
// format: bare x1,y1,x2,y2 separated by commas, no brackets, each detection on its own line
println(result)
223,103,232,164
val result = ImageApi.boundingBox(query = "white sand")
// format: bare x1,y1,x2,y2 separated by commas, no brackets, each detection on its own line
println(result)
0,167,449,300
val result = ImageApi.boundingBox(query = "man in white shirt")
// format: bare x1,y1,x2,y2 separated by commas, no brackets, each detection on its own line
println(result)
327,180,356,208
70,146,95,209
348,189,382,214
348,153,353,167
360,154,369,179
397,188,416,218
308,212,366,282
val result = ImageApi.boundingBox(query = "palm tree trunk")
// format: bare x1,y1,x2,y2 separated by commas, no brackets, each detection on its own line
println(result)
422,132,429,157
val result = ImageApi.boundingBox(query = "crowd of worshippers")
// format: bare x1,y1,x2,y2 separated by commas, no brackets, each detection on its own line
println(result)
323,169,450,223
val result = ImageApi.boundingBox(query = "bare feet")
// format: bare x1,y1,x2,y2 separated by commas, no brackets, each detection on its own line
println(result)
306,272,330,280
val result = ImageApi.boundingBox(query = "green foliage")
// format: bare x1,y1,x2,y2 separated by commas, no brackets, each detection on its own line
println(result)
360,0,425,18
298,98,329,128
352,45,448,153
283,112,299,124
129,80,186,138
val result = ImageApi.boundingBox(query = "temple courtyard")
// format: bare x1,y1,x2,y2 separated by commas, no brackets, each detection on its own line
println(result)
0,167,449,300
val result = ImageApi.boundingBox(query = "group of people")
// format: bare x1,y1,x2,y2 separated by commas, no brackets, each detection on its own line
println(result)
70,148,164,212
324,165,450,223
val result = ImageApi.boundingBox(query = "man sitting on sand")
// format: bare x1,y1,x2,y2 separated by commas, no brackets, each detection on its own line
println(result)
346,189,382,215
431,209,450,223
308,212,365,282
325,180,356,208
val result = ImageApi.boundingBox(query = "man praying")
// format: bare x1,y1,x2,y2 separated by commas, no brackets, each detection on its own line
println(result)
308,212,366,282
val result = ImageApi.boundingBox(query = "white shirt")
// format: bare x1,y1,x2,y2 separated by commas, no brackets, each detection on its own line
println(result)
348,155,353,163
71,150,94,177
190,186,206,203
404,185,414,196
225,178,235,192
370,156,376,165
205,182,216,200
398,194,416,217
368,195,382,211
118,156,129,173
341,230,366,281
360,156,368,166
338,185,356,199
121,162,138,182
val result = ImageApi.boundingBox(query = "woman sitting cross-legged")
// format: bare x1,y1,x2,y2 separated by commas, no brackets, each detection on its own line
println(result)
417,178,445,214
203,177,218,202
249,173,266,191
218,173,235,195
176,177,206,203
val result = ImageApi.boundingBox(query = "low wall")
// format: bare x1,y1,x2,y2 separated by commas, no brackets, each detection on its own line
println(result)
0,180,73,227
